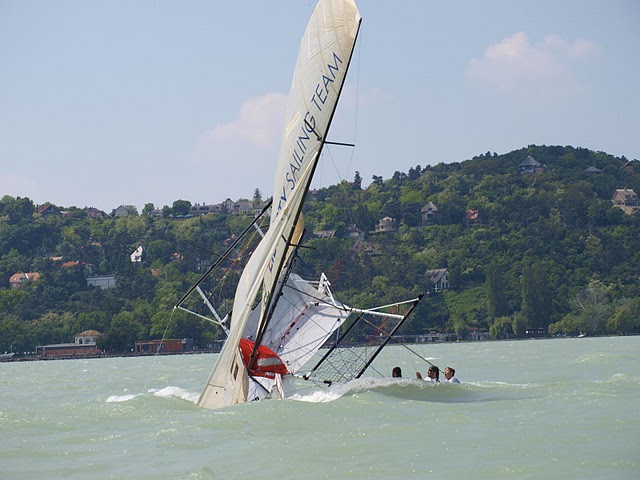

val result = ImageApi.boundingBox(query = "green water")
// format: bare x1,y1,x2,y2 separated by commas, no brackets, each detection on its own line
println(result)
1,336,638,479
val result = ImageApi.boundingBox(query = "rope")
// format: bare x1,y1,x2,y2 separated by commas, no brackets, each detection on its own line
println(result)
387,338,440,380
143,307,176,391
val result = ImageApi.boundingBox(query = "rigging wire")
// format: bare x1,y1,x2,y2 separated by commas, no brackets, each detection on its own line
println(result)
143,307,176,391
392,339,439,369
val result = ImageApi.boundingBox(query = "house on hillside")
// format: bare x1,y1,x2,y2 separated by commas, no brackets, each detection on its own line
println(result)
190,203,224,215
611,188,640,214
131,246,143,263
222,198,235,213
37,203,61,217
518,155,545,174
375,216,397,233
230,200,254,215
421,202,438,226
464,209,480,227
61,261,95,275
9,272,40,289
344,224,365,240
85,207,108,218
87,274,116,289
425,268,449,292
584,166,603,173
314,229,336,239
195,257,209,272
112,205,129,217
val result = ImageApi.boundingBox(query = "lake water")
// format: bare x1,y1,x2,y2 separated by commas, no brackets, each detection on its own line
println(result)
1,336,638,479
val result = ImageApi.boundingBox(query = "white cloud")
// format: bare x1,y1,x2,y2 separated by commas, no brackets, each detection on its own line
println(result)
465,32,599,100
543,34,599,59
181,92,288,200
187,91,288,171
206,92,288,151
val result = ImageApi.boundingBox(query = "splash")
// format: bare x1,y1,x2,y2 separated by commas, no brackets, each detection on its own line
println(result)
289,389,343,403
106,393,141,403
288,377,419,403
105,386,199,404
150,386,200,403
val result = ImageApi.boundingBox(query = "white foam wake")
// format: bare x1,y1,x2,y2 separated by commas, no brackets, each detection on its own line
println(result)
149,386,200,403
106,393,141,403
105,386,199,404
288,377,412,403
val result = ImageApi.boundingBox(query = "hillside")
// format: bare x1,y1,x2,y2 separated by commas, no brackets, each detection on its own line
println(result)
2,145,640,353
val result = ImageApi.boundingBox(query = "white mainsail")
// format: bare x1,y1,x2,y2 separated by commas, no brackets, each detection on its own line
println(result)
243,273,349,374
197,0,360,410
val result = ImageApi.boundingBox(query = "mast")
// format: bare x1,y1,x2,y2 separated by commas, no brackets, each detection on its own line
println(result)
250,0,362,374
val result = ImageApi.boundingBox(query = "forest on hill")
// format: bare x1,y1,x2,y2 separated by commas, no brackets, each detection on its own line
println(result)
1,145,640,354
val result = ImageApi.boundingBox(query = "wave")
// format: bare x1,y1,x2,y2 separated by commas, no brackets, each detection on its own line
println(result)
569,351,616,365
288,377,394,403
288,389,344,403
287,376,541,404
288,377,444,403
149,386,200,403
105,386,199,404
105,393,141,403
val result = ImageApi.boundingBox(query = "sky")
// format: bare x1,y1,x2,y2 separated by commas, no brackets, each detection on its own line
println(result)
1,0,638,213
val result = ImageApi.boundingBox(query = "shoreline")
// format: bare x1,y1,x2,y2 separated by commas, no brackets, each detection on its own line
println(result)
0,349,220,363
3,333,635,364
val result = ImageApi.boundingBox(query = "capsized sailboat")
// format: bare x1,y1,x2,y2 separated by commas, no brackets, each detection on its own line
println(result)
176,0,422,409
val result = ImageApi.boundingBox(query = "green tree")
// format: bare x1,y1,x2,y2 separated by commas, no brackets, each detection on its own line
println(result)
172,200,192,217
353,171,362,190
1,195,35,223
0,314,28,352
143,203,155,215
124,205,139,216
444,288,486,338
607,297,640,333
100,311,146,353
489,316,513,339
485,263,509,320
253,189,263,207
520,261,551,332
571,281,614,334
512,312,527,336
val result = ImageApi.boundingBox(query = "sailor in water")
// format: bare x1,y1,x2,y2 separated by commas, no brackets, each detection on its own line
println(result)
444,366,460,383
416,365,439,382
392,366,402,378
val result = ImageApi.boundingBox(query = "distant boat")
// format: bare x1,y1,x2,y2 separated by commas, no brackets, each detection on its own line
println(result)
176,0,422,410
0,352,15,361
577,333,587,338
